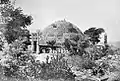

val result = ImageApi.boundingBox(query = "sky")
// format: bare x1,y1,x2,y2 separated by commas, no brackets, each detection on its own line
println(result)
15,0,120,42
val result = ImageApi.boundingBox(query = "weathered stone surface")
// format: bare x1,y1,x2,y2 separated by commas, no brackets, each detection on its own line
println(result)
42,20,84,45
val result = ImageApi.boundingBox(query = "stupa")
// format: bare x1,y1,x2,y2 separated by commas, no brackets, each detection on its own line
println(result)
31,20,85,54
42,20,84,45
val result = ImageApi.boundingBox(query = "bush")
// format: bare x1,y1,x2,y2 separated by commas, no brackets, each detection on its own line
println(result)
37,54,76,80
0,40,36,79
0,40,75,80
81,59,97,70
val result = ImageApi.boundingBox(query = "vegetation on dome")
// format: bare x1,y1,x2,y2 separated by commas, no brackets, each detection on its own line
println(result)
42,20,85,46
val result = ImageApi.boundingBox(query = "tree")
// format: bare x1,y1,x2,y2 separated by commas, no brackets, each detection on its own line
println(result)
63,35,90,56
84,27,105,45
0,1,33,44
0,0,9,4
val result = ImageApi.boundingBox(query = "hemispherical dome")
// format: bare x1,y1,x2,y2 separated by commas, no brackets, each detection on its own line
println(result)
42,20,84,45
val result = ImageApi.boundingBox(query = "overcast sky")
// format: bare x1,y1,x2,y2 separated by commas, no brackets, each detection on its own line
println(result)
15,0,120,42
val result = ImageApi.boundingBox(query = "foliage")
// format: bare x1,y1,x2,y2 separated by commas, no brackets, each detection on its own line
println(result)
0,40,35,79
0,40,75,80
63,36,90,56
0,1,33,44
67,23,79,33
81,58,97,70
0,0,10,4
70,43,120,81
63,27,105,57
36,54,76,80
46,40,56,46
84,27,105,45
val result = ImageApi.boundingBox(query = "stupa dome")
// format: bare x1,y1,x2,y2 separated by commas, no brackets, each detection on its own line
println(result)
42,20,84,45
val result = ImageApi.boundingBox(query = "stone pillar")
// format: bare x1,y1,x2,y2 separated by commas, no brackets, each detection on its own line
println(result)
56,48,59,53
36,41,39,54
30,41,33,52
36,30,40,54
31,40,34,53
36,36,40,54
33,41,37,53
31,33,35,53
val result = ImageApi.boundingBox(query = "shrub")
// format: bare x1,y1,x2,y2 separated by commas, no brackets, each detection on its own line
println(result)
0,40,75,80
0,40,36,80
81,59,97,70
37,54,76,80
